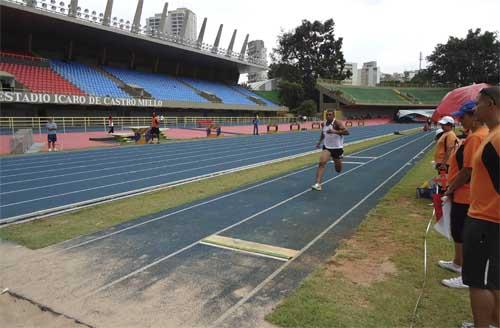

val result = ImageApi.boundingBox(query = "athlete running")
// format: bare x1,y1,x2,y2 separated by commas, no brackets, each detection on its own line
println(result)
311,110,350,191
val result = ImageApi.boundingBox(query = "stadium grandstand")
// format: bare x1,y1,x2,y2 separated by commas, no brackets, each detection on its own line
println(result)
0,0,284,117
316,80,450,120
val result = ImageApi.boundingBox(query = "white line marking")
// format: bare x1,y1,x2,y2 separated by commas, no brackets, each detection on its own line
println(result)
1,132,318,177
209,139,435,327
84,133,431,296
198,241,288,262
53,132,419,249
0,140,314,193
345,155,378,159
0,129,418,224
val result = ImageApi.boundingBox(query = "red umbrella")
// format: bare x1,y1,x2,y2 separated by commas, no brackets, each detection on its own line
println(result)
432,83,491,122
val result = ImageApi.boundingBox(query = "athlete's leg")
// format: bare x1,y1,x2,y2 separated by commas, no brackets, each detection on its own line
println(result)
333,158,343,173
315,150,331,184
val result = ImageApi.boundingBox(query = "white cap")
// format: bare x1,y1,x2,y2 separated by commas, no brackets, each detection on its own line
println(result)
435,128,444,136
438,116,455,125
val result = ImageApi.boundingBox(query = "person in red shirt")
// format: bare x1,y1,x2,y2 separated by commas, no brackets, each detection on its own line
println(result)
439,101,488,289
462,87,500,328
150,112,160,144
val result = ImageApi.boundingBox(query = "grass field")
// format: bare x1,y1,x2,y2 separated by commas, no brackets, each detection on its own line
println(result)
0,133,405,249
266,148,472,328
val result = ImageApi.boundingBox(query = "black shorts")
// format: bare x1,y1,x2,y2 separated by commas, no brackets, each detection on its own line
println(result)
450,202,468,243
323,147,343,159
462,217,499,290
151,127,160,135
47,134,57,143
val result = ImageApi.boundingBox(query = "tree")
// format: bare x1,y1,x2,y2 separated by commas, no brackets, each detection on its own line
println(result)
278,80,304,110
271,19,350,101
426,29,500,86
293,100,317,117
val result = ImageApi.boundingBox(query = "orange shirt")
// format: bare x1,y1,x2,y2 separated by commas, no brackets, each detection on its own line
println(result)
434,131,458,164
468,126,500,223
447,126,489,204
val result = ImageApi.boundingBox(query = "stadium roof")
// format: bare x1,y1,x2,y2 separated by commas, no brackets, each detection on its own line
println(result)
0,0,267,74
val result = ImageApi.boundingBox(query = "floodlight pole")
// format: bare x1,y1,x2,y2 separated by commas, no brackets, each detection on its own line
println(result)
103,0,114,26
68,0,78,17
226,29,237,57
197,17,207,48
131,0,144,34
212,24,223,53
239,34,249,61
158,2,169,36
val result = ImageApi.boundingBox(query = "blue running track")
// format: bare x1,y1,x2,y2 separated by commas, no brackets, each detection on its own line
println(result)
0,123,420,222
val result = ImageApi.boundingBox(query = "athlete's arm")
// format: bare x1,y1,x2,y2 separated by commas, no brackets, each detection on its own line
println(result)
316,131,325,148
333,121,350,135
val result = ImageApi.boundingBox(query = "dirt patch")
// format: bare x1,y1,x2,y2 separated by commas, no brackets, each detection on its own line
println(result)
325,232,398,286
0,293,88,328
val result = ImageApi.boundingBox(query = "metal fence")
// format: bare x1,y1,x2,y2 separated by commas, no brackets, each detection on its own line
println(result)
0,116,307,135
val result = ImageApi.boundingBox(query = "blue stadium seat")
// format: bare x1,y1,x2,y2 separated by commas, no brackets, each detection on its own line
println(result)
103,67,208,103
50,60,130,98
180,78,255,105
232,86,277,107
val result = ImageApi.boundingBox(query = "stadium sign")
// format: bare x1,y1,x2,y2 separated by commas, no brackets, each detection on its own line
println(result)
0,91,286,111
0,91,164,107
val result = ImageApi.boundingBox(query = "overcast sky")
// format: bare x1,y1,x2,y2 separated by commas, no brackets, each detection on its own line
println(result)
77,0,500,74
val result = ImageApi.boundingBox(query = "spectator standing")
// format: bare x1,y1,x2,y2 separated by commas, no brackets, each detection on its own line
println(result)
253,115,260,135
150,112,160,144
108,115,114,134
46,118,57,152
461,87,499,328
434,116,458,173
439,101,489,289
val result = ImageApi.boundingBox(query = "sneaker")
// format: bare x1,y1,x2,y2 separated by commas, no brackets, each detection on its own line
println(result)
461,322,474,328
438,260,462,273
441,276,468,289
48,149,52,152
311,183,322,191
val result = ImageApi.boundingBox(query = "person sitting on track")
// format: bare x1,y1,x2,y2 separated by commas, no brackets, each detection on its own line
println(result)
311,110,350,191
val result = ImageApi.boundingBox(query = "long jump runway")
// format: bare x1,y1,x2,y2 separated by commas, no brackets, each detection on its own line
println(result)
0,131,434,327
0,123,419,222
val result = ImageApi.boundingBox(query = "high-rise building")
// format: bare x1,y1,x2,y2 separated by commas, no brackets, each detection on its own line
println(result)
359,61,380,87
342,62,359,85
145,13,162,36
165,8,197,40
247,40,267,82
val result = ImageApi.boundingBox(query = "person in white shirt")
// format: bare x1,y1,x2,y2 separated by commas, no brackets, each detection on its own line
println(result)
311,110,350,191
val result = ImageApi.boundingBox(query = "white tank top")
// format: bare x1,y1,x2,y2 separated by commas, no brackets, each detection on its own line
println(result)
323,119,344,149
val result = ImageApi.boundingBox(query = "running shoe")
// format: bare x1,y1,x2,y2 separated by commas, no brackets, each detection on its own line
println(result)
311,183,322,191
438,260,462,273
441,276,468,289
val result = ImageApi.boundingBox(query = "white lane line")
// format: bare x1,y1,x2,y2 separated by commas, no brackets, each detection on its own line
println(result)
56,166,316,253
51,132,420,249
0,128,324,167
330,161,364,165
84,133,430,296
0,139,314,193
1,124,409,167
0,125,417,175
345,155,378,159
0,144,315,205
208,139,435,327
198,242,288,262
0,133,319,176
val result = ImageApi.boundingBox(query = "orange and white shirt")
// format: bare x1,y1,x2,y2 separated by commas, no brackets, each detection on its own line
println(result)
434,130,458,164
468,125,500,223
447,126,489,205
